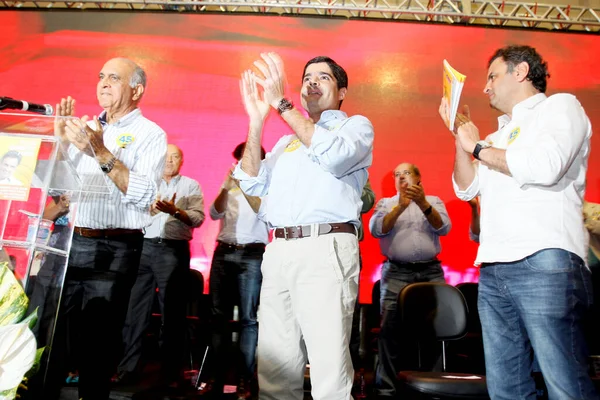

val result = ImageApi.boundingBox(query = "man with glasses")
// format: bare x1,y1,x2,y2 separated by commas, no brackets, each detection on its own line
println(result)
369,162,451,399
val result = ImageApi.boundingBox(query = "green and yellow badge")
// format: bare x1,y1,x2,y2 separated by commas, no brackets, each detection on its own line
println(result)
117,133,135,149
507,127,520,145
284,138,301,153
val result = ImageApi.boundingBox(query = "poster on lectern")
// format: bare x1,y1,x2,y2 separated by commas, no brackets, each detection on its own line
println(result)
0,136,42,201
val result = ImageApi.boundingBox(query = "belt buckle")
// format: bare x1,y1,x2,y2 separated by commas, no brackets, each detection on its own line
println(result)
283,226,302,240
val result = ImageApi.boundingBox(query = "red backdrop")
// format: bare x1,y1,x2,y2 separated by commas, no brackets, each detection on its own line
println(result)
1,11,599,302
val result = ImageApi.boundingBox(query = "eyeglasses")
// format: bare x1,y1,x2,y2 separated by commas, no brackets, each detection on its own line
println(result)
394,170,412,178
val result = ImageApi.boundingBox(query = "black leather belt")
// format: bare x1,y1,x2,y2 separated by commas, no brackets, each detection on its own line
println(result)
217,241,266,250
387,259,440,269
274,222,356,240
145,237,188,244
75,227,142,238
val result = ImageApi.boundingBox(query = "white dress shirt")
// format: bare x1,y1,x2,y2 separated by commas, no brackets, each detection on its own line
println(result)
209,187,269,245
454,93,591,264
145,175,205,241
68,108,167,229
369,194,451,262
233,110,374,228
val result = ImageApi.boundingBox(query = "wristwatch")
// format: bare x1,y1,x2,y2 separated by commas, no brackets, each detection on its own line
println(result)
472,140,492,161
99,156,117,174
276,98,294,115
173,210,181,219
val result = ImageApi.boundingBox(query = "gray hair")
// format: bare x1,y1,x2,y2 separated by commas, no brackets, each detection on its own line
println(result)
129,65,147,89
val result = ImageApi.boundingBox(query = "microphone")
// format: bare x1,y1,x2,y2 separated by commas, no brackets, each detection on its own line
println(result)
0,97,54,116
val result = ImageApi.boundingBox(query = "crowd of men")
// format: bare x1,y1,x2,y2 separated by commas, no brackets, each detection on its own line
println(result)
18,44,599,400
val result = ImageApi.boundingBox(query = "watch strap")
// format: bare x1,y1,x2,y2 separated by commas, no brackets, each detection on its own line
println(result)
99,156,117,173
277,98,294,115
473,141,491,161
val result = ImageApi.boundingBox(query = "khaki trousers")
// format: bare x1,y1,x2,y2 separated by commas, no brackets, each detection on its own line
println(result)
257,231,359,400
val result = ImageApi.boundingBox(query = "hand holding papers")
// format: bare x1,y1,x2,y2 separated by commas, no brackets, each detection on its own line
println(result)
442,59,466,131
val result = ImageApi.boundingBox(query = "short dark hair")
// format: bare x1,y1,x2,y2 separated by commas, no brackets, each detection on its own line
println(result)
1,150,22,164
488,45,550,93
233,142,266,161
302,56,348,108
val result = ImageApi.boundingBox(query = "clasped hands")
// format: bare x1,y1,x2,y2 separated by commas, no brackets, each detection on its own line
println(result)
54,96,108,158
399,183,427,209
151,193,178,216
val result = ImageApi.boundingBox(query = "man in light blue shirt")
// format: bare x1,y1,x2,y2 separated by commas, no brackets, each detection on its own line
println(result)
369,162,451,398
234,53,374,400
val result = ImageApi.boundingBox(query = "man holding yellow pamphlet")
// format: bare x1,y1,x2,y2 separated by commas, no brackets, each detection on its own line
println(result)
440,45,597,399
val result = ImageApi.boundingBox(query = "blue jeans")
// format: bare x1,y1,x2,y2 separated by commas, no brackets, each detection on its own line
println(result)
375,260,446,397
209,242,264,383
479,248,598,400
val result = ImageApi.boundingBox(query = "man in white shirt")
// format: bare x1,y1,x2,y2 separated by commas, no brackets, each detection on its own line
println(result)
54,57,167,400
441,45,597,399
234,53,374,400
205,142,268,400
0,150,24,185
369,162,451,398
115,144,204,387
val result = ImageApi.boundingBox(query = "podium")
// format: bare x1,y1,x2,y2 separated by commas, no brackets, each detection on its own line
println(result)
0,111,110,394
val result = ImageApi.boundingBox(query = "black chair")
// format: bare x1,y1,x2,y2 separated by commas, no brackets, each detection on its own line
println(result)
396,282,489,399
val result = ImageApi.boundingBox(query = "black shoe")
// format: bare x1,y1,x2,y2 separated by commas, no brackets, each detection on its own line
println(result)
111,370,140,385
236,378,252,400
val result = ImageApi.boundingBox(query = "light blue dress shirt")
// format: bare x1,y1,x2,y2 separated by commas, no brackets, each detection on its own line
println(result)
233,110,374,228
369,194,451,262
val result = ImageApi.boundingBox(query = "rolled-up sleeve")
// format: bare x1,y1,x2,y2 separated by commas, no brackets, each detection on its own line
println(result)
361,180,376,214
306,115,374,178
369,198,390,238
430,197,451,236
209,203,225,220
183,181,205,228
122,132,167,209
234,162,271,197
506,94,590,187
453,173,479,201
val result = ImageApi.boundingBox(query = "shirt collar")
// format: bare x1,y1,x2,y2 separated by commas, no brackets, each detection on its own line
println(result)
497,93,546,129
316,109,348,127
162,174,182,186
98,108,142,128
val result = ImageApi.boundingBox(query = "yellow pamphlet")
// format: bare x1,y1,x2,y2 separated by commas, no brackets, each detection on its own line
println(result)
442,59,466,131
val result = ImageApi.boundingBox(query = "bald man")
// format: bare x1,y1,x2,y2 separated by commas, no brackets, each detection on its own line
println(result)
368,162,451,399
54,57,168,400
116,144,205,387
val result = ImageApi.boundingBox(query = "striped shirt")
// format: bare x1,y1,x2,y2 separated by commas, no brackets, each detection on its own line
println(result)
68,108,167,229
145,175,205,241
209,188,269,245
